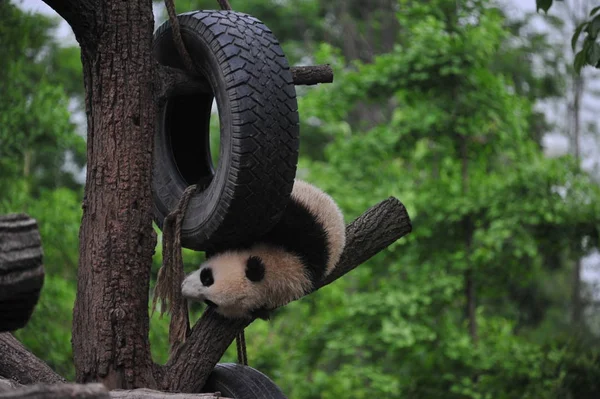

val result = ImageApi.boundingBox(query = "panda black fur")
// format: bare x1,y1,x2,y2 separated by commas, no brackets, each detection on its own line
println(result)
181,179,346,319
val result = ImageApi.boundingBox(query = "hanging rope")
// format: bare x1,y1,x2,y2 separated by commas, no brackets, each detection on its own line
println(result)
236,330,248,366
163,0,195,74
152,184,198,354
216,0,232,10
161,0,247,364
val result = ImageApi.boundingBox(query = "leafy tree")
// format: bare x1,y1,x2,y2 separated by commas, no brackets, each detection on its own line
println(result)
232,1,600,397
537,0,600,73
0,1,85,380
0,1,85,196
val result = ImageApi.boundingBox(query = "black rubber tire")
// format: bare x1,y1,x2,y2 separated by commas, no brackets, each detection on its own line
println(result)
152,10,300,251
201,363,287,399
0,214,44,333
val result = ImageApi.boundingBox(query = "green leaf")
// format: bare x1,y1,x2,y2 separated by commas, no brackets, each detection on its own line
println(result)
588,42,600,66
574,49,587,74
536,0,554,13
588,15,600,38
590,5,600,17
572,21,589,50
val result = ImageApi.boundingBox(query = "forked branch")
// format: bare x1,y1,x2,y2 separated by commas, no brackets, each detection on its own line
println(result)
163,197,412,392
40,0,98,44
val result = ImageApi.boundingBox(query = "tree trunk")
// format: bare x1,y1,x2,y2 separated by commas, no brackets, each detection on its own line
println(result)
71,0,158,389
461,135,477,344
570,73,583,327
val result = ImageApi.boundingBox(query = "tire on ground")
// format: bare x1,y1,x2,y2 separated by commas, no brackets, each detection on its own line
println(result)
152,10,299,251
201,363,287,399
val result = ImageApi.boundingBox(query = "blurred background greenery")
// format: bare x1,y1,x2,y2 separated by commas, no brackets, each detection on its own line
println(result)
3,0,600,397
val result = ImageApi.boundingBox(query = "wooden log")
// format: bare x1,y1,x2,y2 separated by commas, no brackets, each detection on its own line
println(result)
0,378,230,399
0,382,108,399
0,377,20,393
0,214,44,333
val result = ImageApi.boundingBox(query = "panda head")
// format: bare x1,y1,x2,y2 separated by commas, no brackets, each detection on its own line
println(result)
181,251,268,319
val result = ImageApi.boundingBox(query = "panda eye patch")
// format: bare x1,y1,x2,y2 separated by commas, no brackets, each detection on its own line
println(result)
200,268,214,287
246,256,265,282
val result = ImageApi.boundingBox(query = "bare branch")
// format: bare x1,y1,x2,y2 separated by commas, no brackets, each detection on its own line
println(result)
164,197,412,392
0,382,108,399
155,65,211,106
0,380,230,399
320,197,411,286
111,388,230,398
40,0,98,44
155,64,334,105
290,65,334,85
0,334,65,385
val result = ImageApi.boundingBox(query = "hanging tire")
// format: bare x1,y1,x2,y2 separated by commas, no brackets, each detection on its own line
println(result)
201,363,287,399
152,10,300,251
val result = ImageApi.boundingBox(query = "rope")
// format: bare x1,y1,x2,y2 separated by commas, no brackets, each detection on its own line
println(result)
152,184,198,354
236,330,248,365
216,0,232,10
162,0,245,362
163,0,233,75
163,0,195,74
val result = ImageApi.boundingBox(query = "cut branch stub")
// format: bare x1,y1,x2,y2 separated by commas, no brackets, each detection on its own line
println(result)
155,64,334,104
290,64,334,85
0,214,44,333
164,196,412,392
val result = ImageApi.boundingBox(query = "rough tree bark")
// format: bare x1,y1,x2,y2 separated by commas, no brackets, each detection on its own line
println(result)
40,0,159,389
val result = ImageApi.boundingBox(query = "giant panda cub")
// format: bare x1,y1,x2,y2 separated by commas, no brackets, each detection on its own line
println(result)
181,179,346,319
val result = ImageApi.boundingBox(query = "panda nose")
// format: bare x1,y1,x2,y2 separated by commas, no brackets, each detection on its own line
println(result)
200,268,214,287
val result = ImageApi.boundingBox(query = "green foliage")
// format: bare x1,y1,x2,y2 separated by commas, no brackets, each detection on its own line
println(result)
536,0,600,73
2,1,600,397
572,6,600,73
14,275,77,381
0,1,85,194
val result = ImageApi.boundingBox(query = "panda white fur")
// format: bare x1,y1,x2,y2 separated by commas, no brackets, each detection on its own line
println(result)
181,179,346,319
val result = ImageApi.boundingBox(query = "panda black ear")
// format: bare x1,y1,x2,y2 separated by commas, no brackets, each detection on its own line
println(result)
246,256,265,282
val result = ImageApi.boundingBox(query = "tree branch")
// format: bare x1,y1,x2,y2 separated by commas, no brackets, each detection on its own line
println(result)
0,334,65,385
0,382,108,399
155,64,334,105
164,197,412,392
0,379,230,399
40,0,98,44
290,65,334,85
111,388,230,398
155,65,212,106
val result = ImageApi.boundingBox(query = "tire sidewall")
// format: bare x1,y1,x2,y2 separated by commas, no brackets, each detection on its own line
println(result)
153,16,234,246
